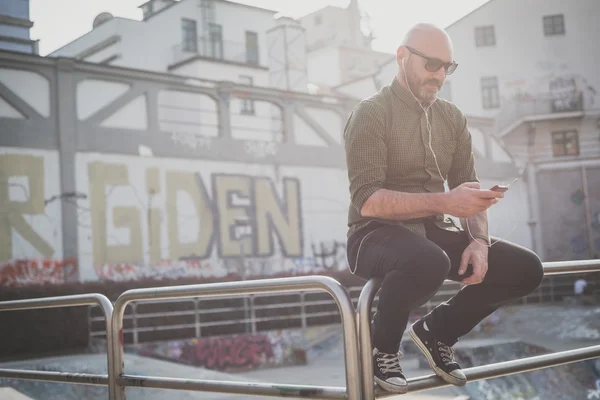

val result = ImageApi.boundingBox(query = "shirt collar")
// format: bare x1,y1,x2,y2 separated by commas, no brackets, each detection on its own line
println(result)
390,77,430,113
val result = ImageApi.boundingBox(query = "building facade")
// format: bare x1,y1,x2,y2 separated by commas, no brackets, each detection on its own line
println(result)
299,1,393,90
444,0,600,119
49,0,308,92
443,0,600,261
0,0,37,54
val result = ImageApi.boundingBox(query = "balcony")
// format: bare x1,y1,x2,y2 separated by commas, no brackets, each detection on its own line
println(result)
494,90,584,137
169,36,263,70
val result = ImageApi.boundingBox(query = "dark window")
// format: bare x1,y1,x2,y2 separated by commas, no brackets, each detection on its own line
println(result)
315,15,322,25
475,26,495,47
543,14,565,36
245,31,259,65
207,23,223,59
181,19,197,52
552,131,579,156
481,76,500,109
239,75,255,115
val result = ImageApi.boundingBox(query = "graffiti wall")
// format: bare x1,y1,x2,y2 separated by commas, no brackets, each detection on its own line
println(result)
0,148,68,285
135,330,303,372
73,153,349,282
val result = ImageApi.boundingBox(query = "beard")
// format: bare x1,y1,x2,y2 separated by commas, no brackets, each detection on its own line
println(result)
406,60,443,104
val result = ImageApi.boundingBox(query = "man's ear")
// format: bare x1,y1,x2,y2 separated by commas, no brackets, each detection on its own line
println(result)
396,46,406,65
396,45,407,65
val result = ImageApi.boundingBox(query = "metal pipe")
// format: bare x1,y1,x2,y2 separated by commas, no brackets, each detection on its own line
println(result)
111,275,361,400
0,369,108,386
581,166,596,259
542,259,600,275
0,294,116,399
356,277,382,400
375,343,600,396
119,375,347,399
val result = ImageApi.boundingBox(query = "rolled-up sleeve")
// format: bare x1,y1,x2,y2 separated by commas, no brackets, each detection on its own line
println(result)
448,109,478,190
343,100,387,214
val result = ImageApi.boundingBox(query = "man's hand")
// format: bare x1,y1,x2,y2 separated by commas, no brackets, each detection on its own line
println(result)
444,182,503,218
458,239,489,285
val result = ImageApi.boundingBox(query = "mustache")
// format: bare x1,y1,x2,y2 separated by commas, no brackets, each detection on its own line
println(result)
423,79,442,89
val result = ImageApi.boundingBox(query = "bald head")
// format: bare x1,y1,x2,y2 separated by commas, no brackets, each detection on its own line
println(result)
395,23,455,105
401,23,453,62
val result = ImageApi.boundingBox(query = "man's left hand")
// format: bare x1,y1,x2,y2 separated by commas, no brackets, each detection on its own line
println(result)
458,239,489,285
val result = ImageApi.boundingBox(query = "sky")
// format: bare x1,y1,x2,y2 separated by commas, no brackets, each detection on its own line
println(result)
29,0,491,56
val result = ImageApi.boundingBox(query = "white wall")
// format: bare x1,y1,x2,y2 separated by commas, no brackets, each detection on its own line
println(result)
307,47,341,87
445,0,600,117
300,6,353,50
174,61,269,87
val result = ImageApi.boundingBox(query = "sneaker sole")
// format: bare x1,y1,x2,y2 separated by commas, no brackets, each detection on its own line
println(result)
408,325,467,387
374,376,408,394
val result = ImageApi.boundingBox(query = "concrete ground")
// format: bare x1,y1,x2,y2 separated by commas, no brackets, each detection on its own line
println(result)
0,339,461,400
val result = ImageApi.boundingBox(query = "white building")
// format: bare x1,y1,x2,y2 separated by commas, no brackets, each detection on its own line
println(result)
49,0,308,92
444,0,600,119
442,0,600,261
299,1,394,90
332,0,600,261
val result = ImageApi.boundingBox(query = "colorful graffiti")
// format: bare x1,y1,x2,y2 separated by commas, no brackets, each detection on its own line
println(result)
94,259,212,281
0,259,78,286
136,331,303,372
1,150,351,283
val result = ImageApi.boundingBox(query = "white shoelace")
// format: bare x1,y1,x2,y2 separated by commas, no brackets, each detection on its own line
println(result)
376,352,404,374
438,342,457,365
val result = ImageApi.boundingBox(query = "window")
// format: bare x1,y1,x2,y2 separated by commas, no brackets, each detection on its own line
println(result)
239,75,255,115
315,15,322,25
481,77,500,109
552,131,579,156
181,19,197,52
207,23,223,59
543,14,565,36
475,26,495,47
245,31,259,65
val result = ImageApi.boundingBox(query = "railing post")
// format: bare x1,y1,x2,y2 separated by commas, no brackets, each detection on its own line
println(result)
194,298,201,338
356,278,383,400
300,292,307,329
250,295,257,334
132,303,138,346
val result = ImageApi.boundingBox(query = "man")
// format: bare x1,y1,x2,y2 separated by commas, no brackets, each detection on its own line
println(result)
343,23,544,393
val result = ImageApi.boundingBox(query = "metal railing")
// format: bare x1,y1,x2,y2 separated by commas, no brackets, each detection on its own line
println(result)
357,259,600,399
0,294,116,396
171,36,261,68
89,273,597,346
0,259,599,400
108,275,360,400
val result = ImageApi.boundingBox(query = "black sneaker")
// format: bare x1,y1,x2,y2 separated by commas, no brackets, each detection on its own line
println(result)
373,348,408,393
408,319,467,386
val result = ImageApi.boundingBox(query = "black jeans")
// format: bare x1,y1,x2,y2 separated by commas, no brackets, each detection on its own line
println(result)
346,220,544,354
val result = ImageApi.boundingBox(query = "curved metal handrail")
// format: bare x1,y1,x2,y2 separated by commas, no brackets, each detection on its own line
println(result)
356,259,600,399
110,275,361,400
0,294,115,395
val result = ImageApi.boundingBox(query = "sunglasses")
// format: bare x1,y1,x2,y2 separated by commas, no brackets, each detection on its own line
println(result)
405,46,458,75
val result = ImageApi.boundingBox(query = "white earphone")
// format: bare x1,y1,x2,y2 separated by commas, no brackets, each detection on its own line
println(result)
401,54,516,248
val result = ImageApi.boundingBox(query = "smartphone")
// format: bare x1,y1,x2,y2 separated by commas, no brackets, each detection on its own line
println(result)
490,185,509,193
